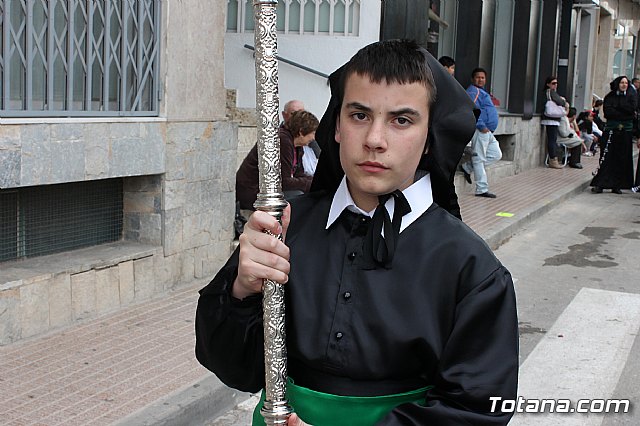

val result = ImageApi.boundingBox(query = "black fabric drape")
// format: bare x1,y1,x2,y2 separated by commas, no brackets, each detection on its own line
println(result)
590,129,635,189
195,193,518,425
591,81,637,190
636,154,640,187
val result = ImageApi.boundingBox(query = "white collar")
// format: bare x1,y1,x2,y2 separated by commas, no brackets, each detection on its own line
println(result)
326,174,434,232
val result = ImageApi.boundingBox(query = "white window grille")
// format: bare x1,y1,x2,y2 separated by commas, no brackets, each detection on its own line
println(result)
227,0,360,36
0,0,160,117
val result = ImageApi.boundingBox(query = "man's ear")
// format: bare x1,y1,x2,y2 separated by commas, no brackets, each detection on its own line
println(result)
423,135,430,154
334,116,341,144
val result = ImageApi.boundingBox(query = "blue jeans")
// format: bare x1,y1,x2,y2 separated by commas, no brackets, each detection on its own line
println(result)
462,130,502,194
545,125,559,159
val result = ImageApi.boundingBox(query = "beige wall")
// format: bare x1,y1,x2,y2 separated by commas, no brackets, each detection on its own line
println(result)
594,14,614,98
162,0,227,121
0,0,237,345
593,1,640,98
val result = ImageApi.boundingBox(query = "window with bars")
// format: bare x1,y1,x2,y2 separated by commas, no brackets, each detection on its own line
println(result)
0,0,160,117
0,179,123,263
227,0,360,36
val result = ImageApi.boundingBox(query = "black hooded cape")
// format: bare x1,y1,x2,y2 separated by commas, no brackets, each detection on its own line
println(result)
310,47,477,219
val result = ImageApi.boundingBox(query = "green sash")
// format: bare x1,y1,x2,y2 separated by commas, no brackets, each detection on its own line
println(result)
252,378,431,426
604,119,633,132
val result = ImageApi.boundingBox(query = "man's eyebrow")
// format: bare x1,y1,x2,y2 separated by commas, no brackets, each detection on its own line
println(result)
344,103,422,117
389,107,421,117
344,102,372,112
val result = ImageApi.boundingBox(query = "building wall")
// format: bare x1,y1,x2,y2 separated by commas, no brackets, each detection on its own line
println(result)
0,121,165,189
593,13,615,97
496,116,546,172
163,0,228,121
0,0,236,345
224,5,382,119
593,1,640,98
228,1,555,174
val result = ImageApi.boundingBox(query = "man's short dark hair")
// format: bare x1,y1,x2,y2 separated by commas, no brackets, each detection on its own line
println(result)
340,39,436,108
471,67,487,78
568,107,577,118
632,78,640,84
438,56,455,68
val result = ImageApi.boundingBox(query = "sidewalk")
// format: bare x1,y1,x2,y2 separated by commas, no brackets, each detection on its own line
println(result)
0,155,601,426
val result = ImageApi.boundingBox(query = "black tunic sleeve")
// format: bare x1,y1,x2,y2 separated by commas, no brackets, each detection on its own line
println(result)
377,265,519,426
194,249,266,393
603,91,637,121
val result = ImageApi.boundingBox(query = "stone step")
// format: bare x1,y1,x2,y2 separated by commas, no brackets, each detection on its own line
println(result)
454,160,517,194
114,375,249,426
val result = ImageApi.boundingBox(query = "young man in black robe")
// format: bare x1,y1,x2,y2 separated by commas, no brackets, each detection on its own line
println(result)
195,40,519,426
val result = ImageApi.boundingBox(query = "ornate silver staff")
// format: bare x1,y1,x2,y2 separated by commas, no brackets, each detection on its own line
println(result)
253,1,292,424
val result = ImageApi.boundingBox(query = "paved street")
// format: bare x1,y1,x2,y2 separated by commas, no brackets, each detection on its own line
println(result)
499,188,640,425
211,188,640,426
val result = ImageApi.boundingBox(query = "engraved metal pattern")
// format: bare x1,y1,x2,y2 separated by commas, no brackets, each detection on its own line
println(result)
253,1,291,424
260,279,291,425
253,1,282,197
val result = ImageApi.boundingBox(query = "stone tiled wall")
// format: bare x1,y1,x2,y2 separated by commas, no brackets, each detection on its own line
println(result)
0,244,163,344
162,121,237,284
124,175,163,245
0,122,165,189
494,115,545,172
237,126,258,170
226,89,258,170
0,118,237,345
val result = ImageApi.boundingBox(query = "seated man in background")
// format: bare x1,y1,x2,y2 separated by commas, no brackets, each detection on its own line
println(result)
235,110,319,213
578,110,602,156
281,100,322,173
556,106,584,169
285,110,320,191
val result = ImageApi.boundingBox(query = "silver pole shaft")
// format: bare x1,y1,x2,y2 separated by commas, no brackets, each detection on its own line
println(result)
253,1,291,424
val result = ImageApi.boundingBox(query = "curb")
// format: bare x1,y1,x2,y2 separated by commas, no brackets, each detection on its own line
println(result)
113,375,249,426
483,178,592,250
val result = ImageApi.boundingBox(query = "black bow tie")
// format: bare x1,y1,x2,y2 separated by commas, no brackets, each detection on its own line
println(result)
362,190,412,269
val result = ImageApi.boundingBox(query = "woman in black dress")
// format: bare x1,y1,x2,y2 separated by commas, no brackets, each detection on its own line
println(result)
635,138,640,190
591,76,637,193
